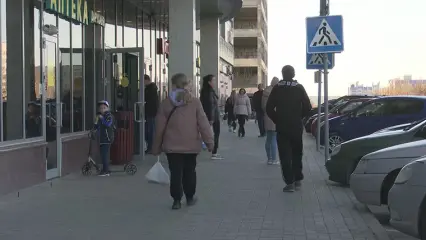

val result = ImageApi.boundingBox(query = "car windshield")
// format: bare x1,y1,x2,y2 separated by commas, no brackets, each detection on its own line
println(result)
340,101,366,114
403,118,426,131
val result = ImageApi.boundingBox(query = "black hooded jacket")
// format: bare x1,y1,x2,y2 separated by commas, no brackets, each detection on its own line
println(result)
145,82,159,118
266,80,312,134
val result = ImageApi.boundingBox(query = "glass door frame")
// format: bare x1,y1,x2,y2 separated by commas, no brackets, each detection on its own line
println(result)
104,47,145,158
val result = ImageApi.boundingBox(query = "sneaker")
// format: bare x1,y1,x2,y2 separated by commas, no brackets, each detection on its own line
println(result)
267,160,273,165
295,181,302,189
211,154,224,160
233,129,236,133
273,161,280,165
186,196,198,206
98,172,110,177
172,200,181,210
283,183,295,192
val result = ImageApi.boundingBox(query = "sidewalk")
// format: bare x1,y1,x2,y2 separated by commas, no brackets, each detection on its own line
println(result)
0,122,390,240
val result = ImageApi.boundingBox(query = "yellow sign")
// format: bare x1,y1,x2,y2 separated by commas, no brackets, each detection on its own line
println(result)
121,75,129,87
47,67,55,87
45,0,89,25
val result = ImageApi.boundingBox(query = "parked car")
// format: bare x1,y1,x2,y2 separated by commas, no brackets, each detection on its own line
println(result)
304,96,375,132
351,138,426,206
388,157,426,239
319,96,426,146
325,118,426,185
374,122,415,133
311,98,374,137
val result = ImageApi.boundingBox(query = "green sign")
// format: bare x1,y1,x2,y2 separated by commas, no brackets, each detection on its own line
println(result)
45,0,90,25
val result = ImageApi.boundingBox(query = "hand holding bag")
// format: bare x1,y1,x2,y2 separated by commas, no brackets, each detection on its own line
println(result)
145,106,177,185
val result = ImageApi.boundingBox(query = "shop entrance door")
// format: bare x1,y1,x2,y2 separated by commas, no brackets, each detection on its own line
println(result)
43,38,61,180
105,48,145,156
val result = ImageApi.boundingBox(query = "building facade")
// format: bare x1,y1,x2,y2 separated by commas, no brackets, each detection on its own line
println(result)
348,82,380,95
232,0,267,93
0,0,242,195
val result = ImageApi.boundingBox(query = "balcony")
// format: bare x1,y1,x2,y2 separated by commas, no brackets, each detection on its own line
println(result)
234,21,258,38
234,49,258,67
219,37,234,65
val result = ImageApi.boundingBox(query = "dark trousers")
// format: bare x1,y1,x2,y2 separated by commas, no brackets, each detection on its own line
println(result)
167,153,197,201
256,111,266,136
227,115,237,130
212,120,220,154
276,132,304,185
100,144,111,173
145,117,155,151
237,115,246,137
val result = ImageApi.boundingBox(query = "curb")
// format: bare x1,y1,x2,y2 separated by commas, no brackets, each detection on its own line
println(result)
354,202,391,240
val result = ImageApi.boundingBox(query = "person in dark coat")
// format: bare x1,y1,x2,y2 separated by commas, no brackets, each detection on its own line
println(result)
266,65,312,192
224,90,237,133
253,84,266,137
200,74,224,160
144,74,159,154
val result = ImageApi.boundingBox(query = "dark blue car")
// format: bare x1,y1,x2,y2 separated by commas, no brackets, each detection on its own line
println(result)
319,96,426,147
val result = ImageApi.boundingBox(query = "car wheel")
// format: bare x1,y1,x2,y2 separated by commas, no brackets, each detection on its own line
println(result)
329,134,344,148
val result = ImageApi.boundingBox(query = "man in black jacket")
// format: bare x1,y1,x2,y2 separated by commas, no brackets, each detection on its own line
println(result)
266,65,312,192
144,74,159,154
253,84,265,137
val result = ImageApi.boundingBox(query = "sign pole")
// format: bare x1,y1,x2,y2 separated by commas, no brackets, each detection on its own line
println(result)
321,0,330,162
323,54,329,162
316,72,322,151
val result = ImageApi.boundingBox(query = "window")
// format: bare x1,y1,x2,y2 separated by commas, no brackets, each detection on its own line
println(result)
340,102,363,114
59,18,71,133
72,23,84,132
355,101,387,117
388,99,424,115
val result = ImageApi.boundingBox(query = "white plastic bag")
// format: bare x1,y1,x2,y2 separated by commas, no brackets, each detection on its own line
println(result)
145,157,170,185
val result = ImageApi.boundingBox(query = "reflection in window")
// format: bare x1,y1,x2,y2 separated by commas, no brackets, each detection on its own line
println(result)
123,8,136,47
105,23,115,48
59,18,71,133
72,23,84,132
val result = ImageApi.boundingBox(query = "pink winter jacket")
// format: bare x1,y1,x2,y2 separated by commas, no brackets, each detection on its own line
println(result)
152,92,214,154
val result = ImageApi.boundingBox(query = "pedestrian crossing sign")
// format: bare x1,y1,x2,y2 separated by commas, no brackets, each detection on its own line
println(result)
306,15,344,53
306,53,334,70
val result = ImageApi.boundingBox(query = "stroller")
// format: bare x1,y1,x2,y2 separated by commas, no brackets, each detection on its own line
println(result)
81,130,137,176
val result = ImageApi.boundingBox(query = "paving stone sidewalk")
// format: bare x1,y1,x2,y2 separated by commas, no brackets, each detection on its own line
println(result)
0,122,390,240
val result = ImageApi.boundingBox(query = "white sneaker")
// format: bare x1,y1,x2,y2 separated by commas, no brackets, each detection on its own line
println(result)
211,154,224,160
233,129,236,133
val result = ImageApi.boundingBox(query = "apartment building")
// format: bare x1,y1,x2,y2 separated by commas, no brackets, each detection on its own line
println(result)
233,0,268,93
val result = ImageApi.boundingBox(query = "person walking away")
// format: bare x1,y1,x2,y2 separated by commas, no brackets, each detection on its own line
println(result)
234,88,252,138
266,65,312,192
200,74,223,160
152,73,214,210
253,84,266,137
224,90,237,133
93,100,115,177
262,77,280,165
144,74,159,154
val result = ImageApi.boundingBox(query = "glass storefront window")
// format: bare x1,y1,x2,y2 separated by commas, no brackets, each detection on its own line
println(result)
59,18,71,134
72,24,84,132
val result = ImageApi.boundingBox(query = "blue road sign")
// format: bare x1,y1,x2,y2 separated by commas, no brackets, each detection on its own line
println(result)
306,53,334,70
306,15,344,53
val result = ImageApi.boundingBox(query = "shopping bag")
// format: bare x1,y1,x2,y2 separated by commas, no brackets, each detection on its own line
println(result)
145,157,170,185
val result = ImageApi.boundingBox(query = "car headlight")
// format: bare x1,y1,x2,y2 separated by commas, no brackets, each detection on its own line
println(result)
331,144,341,156
394,164,414,184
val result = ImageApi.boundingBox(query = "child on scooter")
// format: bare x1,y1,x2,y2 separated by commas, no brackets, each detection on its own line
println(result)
93,100,115,176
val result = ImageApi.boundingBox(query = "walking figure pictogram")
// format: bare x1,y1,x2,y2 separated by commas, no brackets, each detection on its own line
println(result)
313,22,338,46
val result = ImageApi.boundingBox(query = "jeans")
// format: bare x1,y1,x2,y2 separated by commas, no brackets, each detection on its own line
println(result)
167,153,197,201
212,120,220,154
265,130,277,161
100,144,110,173
256,111,266,136
277,132,304,185
145,117,155,151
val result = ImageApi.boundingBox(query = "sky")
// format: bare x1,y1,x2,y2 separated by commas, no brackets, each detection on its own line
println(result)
267,0,426,96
